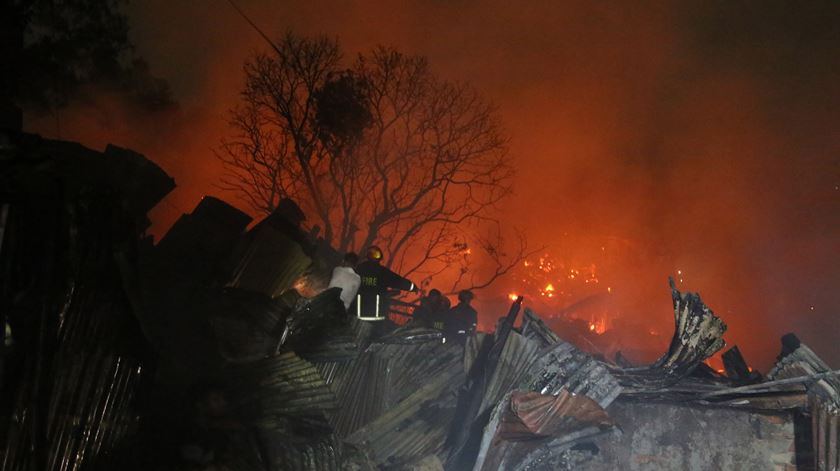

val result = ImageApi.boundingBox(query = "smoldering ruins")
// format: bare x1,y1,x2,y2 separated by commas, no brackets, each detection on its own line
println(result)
1,129,838,470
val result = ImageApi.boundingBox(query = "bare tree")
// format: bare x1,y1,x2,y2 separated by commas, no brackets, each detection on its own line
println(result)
219,33,530,292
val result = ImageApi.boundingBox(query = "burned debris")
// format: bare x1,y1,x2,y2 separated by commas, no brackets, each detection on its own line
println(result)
1,131,173,470
1,129,838,470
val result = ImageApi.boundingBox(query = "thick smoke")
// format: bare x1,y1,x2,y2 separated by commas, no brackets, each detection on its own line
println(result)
26,0,838,369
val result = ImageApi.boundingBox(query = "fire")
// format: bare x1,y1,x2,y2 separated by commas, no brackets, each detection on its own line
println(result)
588,318,607,334
704,355,725,373
292,275,320,298
508,250,616,336
537,283,555,298
514,254,606,303
536,256,553,273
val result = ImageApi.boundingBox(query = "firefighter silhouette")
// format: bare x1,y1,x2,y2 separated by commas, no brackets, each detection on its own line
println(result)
353,245,415,320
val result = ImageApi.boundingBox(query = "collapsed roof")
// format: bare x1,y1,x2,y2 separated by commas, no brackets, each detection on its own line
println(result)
1,130,837,470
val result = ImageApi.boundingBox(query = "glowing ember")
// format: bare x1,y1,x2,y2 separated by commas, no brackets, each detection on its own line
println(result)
509,252,615,317
588,318,607,334
507,250,619,337
292,276,320,298
704,355,726,373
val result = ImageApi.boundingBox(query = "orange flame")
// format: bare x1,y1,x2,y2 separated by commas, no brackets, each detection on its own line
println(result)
588,318,607,334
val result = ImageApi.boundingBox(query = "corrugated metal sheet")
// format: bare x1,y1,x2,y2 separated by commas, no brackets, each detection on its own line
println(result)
326,332,465,438
312,356,357,391
473,390,615,470
0,133,164,471
768,344,840,401
155,197,252,285
810,394,840,471
227,224,312,298
300,318,369,417
292,287,345,323
210,289,288,362
608,279,727,391
330,350,389,436
284,288,347,351
219,351,349,470
304,337,360,394
256,431,344,471
377,340,464,408
520,308,562,347
524,341,622,408
227,351,338,428
3,339,146,471
224,288,288,333
501,390,615,440
464,333,489,373
769,344,840,471
444,299,622,471
0,141,157,471
344,364,464,465
479,333,622,414
651,278,727,379
479,331,544,414
488,309,621,410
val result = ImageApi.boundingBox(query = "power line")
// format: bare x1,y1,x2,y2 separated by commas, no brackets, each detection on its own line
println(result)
224,0,284,57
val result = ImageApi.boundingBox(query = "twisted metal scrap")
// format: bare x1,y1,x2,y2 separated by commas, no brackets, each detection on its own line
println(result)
652,277,727,380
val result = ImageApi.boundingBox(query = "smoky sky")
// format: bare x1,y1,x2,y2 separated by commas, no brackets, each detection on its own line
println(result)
25,0,839,369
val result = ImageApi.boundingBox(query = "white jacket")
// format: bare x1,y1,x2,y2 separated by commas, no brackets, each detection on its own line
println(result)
328,266,361,310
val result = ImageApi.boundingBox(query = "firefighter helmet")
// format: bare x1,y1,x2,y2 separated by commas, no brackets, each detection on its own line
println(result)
366,245,383,261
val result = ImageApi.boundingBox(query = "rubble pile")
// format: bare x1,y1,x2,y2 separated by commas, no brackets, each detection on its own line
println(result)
1,131,838,470
0,131,174,469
